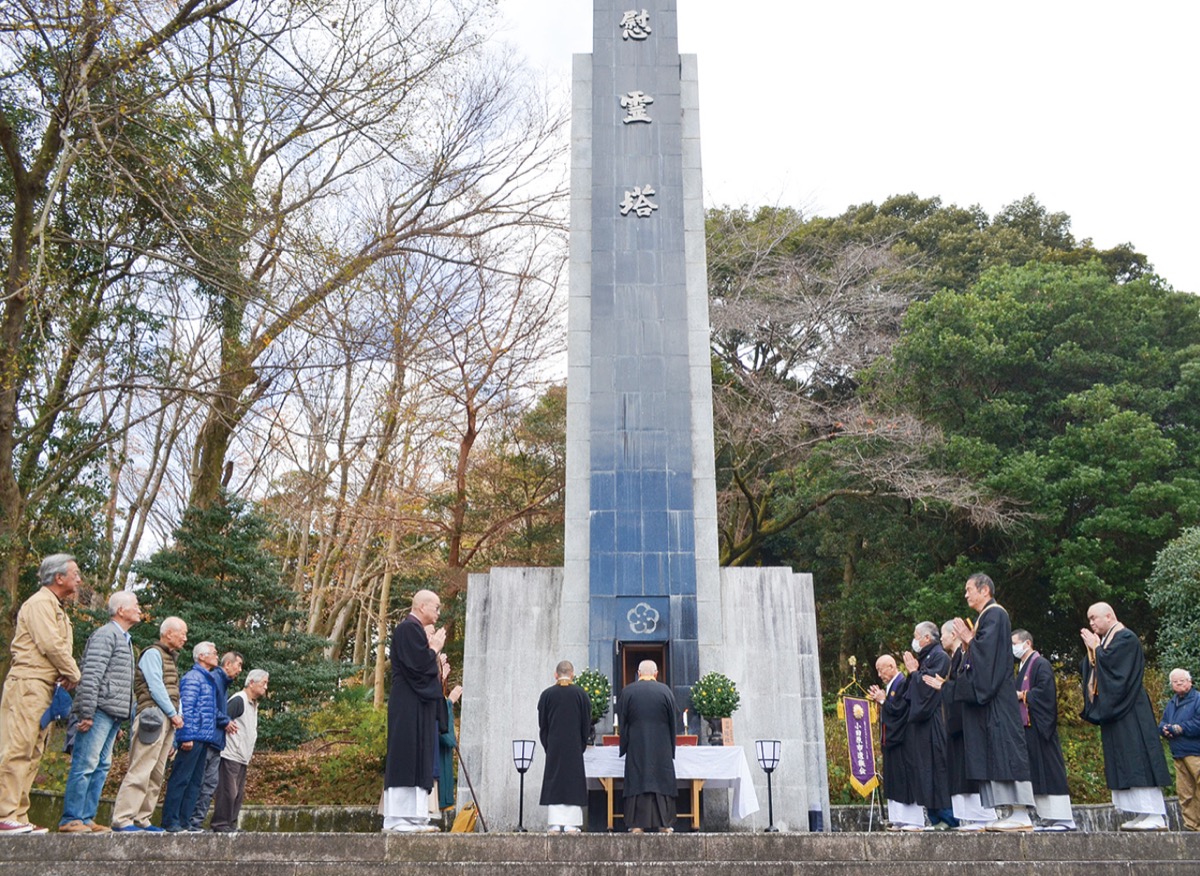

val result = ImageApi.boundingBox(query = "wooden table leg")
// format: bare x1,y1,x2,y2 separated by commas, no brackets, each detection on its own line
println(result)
600,777,614,831
691,780,705,830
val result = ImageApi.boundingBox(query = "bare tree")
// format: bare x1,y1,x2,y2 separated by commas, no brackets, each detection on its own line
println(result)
707,208,1016,566
0,0,239,673
149,1,568,511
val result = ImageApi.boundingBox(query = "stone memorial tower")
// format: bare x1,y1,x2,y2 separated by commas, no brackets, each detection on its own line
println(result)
459,0,830,831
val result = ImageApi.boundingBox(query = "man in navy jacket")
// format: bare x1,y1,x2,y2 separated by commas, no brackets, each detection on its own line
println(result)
1162,668,1200,831
159,642,229,831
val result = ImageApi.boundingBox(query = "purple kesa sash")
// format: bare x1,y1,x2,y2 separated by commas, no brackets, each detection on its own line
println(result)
1018,651,1039,727
842,696,879,797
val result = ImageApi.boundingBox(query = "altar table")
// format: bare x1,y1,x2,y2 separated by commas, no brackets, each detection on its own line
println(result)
583,746,760,830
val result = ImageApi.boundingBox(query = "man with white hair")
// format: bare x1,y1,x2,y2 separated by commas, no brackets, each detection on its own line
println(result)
210,669,270,832
1161,668,1199,831
1080,602,1171,830
58,591,141,832
111,616,188,833
0,554,82,834
159,641,229,831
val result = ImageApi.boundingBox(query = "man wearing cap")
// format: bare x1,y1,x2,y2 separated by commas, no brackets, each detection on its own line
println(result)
110,617,188,833
0,554,82,834
57,591,141,833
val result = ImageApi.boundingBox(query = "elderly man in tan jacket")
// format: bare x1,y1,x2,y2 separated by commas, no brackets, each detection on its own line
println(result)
0,554,83,834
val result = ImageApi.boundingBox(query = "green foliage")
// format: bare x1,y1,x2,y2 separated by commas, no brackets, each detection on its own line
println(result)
877,261,1200,655
575,668,612,722
689,671,741,718
1147,526,1200,678
131,492,346,749
302,686,388,790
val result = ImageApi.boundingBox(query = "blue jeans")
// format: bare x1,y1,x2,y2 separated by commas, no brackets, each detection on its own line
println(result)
159,743,211,829
59,710,122,825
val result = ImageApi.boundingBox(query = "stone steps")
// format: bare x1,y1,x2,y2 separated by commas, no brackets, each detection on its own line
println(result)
3,832,1199,876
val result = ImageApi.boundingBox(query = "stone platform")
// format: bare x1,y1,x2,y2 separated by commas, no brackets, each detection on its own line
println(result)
4,832,1199,876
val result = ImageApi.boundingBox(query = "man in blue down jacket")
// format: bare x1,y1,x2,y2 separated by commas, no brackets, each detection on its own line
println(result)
1161,668,1200,831
159,642,228,831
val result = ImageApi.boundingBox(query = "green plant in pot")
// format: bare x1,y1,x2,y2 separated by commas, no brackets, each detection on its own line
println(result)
690,671,741,744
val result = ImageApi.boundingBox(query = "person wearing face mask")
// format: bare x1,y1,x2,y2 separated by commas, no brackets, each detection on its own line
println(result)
1012,630,1075,831
901,622,954,829
1080,602,1171,830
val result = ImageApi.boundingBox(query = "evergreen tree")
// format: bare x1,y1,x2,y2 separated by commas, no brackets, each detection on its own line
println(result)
132,492,343,748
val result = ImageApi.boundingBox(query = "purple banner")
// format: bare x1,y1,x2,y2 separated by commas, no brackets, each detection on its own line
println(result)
842,696,879,798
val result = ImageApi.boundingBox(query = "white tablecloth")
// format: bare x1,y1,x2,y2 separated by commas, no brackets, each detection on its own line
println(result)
583,745,760,820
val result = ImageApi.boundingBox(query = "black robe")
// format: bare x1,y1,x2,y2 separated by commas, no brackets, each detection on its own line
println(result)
906,642,951,810
941,647,978,797
1080,627,1171,790
537,681,592,806
384,613,443,791
952,600,1031,784
880,673,915,804
1015,652,1070,796
616,679,676,798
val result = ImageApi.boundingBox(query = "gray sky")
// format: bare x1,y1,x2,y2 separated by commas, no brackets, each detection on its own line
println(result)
498,1,1198,292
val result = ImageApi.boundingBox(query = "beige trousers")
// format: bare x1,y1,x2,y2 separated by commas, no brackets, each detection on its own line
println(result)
0,677,55,821
111,715,176,828
1177,755,1200,832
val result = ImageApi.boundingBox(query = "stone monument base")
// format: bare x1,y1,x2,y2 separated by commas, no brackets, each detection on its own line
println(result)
459,566,828,832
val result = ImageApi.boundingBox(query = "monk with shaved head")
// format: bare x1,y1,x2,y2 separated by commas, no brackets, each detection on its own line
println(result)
382,589,446,833
1080,601,1171,830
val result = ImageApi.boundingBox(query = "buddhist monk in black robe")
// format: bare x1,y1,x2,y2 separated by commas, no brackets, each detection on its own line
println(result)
936,621,995,829
1012,629,1075,830
903,622,952,824
616,660,676,832
948,573,1034,830
1080,602,1171,830
537,660,592,832
382,590,445,833
869,654,920,829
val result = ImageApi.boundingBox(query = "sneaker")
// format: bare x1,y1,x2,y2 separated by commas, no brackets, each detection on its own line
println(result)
114,825,144,833
185,827,205,833
0,820,34,834
58,820,92,834
88,823,112,833
1034,823,1074,832
164,825,186,833
141,825,166,834
27,824,50,834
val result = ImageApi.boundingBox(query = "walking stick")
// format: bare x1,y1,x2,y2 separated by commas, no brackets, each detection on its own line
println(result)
454,742,489,833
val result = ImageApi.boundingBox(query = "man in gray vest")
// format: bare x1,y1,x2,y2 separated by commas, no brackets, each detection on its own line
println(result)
210,669,269,832
58,591,141,832
110,617,188,833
